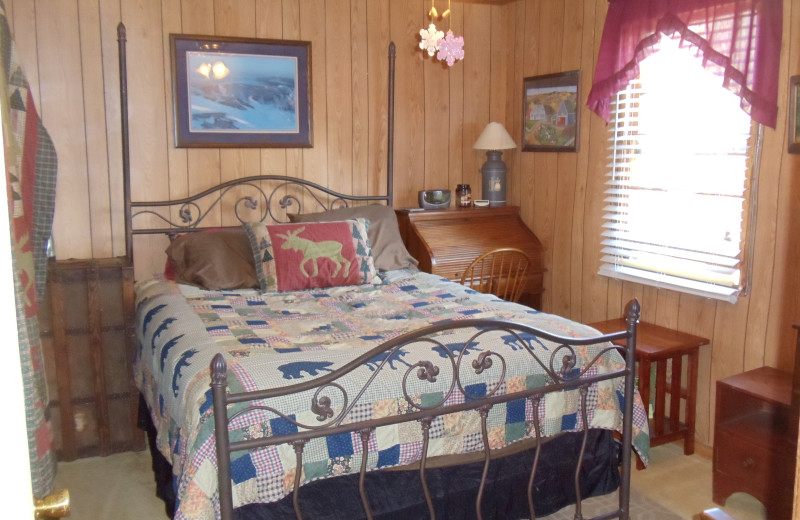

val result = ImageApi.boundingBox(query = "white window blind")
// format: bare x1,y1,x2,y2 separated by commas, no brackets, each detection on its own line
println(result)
599,36,757,303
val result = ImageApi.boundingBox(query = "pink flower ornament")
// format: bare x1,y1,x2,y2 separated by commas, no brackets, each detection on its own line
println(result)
436,30,464,66
419,23,444,57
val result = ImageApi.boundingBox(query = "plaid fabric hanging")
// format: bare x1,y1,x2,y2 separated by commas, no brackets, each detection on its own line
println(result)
0,0,58,498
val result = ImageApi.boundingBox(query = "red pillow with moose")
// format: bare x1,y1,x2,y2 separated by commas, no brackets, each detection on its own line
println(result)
243,219,382,292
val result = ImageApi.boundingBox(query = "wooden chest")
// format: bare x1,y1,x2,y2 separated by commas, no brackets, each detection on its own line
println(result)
396,206,544,309
40,257,143,460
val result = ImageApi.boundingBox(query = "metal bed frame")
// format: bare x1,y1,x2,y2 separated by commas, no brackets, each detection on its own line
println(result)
117,22,640,520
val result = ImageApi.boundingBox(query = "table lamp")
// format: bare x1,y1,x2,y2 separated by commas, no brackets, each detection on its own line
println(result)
473,122,516,206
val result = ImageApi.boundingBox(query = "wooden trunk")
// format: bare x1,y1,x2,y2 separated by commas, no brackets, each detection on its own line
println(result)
40,257,143,460
396,206,545,309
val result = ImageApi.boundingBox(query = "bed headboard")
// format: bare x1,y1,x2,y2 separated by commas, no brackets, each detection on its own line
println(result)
116,23,396,268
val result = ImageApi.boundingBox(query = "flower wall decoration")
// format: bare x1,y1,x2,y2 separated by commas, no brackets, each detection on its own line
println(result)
418,0,464,67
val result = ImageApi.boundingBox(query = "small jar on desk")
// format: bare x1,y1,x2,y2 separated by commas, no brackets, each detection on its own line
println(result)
455,184,472,208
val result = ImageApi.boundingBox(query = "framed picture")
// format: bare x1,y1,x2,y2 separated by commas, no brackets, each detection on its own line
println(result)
170,34,312,148
522,70,580,152
789,75,800,154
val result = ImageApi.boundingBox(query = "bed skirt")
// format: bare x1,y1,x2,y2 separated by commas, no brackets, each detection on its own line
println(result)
139,396,621,520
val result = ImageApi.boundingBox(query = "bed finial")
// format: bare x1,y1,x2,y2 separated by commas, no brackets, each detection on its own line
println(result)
624,298,640,325
117,22,126,40
211,353,228,386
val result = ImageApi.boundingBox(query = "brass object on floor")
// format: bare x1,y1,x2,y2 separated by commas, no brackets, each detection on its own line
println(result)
34,488,70,518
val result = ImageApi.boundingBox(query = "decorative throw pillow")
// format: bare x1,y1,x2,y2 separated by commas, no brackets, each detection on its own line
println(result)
243,219,382,292
289,204,418,271
165,228,259,290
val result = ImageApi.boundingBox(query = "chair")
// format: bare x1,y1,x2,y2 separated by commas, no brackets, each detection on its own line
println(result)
459,248,529,303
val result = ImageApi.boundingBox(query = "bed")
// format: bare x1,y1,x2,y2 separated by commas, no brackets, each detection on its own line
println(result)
117,24,649,520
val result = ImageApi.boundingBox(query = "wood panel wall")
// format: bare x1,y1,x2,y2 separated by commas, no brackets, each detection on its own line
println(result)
8,0,800,448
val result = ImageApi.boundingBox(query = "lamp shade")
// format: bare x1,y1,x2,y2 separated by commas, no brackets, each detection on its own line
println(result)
473,122,516,150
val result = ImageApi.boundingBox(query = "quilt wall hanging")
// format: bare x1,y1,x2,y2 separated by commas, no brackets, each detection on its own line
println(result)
0,0,58,498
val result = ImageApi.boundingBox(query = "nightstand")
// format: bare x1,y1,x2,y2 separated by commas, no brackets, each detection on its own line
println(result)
713,366,795,519
588,319,708,466
395,206,544,309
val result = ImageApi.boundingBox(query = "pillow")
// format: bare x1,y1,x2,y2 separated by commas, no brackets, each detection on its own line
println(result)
289,204,418,271
243,219,382,292
165,228,259,290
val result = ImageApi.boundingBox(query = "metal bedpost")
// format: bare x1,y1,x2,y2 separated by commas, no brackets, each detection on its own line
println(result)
117,23,133,264
211,354,234,520
619,299,640,520
387,42,395,207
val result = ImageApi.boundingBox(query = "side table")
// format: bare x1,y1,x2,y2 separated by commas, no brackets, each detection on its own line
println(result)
588,319,709,459
713,367,795,519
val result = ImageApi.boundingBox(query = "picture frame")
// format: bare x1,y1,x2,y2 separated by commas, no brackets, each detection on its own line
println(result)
522,70,580,152
170,34,312,148
789,75,800,155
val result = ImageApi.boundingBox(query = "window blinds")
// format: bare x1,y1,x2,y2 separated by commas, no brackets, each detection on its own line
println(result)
599,38,756,303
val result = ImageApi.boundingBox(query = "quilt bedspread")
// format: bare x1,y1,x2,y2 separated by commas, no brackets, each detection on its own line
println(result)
134,269,649,520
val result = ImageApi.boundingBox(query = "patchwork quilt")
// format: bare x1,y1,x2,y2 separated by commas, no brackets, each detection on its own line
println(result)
134,269,649,520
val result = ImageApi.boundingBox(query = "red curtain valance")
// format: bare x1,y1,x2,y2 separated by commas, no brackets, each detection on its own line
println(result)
587,0,783,128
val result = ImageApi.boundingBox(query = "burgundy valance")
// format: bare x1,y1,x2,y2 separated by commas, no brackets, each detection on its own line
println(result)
587,0,782,128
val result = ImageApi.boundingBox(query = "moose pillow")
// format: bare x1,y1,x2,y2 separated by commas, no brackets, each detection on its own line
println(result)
243,219,382,292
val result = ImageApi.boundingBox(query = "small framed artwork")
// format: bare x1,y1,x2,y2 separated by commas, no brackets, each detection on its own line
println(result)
522,70,580,152
170,34,312,148
789,75,800,154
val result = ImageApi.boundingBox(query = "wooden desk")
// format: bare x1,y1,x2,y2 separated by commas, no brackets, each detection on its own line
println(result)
588,319,709,456
396,206,544,309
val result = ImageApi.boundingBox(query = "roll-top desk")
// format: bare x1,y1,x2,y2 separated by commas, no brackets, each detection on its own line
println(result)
396,206,544,309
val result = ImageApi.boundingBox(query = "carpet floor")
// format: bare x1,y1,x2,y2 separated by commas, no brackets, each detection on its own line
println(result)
53,442,767,519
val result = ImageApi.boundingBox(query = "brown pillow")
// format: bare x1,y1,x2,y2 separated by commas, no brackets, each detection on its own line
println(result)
288,204,418,271
165,229,259,290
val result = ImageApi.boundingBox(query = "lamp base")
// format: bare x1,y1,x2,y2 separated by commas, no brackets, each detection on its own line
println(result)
480,150,507,206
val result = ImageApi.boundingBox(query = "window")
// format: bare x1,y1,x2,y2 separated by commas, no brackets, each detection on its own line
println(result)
599,36,759,303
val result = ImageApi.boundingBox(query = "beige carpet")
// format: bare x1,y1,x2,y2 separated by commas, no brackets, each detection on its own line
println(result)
55,448,687,520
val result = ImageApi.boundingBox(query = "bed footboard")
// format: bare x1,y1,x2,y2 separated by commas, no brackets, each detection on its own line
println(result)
210,300,641,520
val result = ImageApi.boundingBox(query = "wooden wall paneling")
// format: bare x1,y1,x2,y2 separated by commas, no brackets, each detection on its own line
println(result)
282,0,303,182
161,0,189,230
461,3,491,200
325,1,353,198
530,0,563,309
577,0,609,324
78,0,113,258
549,0,581,318
100,0,125,257
446,2,464,192
605,278,622,319
568,0,597,322
708,299,749,439
505,1,524,208
125,0,172,279
678,294,717,445
256,0,288,190
518,0,539,229
300,0,329,210
215,0,261,226
421,3,449,192
655,289,680,329
37,0,93,259
351,0,369,196
488,5,511,123
366,0,390,198
742,1,792,372
765,0,800,370
179,0,222,229
9,0,40,109
389,0,424,208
